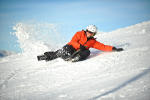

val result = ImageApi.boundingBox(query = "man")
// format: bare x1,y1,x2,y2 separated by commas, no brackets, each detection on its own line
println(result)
37,25,123,62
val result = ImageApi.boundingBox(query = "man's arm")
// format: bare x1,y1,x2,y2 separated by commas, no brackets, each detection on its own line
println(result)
92,41,123,52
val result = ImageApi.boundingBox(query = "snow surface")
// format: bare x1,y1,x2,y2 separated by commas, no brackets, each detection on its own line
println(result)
0,21,150,100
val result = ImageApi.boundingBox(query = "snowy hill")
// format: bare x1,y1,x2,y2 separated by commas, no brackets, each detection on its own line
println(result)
0,50,16,58
0,21,150,100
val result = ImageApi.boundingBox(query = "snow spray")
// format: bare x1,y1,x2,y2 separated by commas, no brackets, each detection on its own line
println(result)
12,22,64,56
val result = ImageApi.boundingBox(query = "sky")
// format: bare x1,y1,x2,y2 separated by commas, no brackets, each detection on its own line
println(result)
0,0,150,53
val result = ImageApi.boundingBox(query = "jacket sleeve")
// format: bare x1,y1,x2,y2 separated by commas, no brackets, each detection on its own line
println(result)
69,32,81,49
92,41,113,51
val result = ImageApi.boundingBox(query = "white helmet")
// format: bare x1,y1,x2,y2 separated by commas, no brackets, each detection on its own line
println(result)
86,25,97,35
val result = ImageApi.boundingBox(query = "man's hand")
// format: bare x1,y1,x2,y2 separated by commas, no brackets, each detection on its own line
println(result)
80,44,87,51
112,47,123,52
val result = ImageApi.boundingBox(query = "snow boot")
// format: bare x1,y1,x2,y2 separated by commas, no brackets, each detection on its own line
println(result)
37,55,47,61
44,51,58,61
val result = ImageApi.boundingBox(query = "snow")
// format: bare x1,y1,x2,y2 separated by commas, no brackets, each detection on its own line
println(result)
0,21,150,100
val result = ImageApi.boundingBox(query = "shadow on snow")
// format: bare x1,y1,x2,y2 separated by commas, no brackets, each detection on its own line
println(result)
89,67,150,100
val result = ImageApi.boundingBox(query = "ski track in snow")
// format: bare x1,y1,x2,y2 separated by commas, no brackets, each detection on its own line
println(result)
0,21,150,100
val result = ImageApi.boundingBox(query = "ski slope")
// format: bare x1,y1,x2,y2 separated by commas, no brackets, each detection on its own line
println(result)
0,21,150,100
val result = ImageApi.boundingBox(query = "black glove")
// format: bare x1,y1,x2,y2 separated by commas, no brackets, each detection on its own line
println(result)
112,47,123,52
80,44,86,51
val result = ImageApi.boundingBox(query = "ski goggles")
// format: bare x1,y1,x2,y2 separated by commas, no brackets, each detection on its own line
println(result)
86,30,96,35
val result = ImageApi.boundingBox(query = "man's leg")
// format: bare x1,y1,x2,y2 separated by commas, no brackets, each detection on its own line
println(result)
44,51,58,61
44,45,76,61
37,45,76,61
72,49,90,62
79,49,90,60
58,45,76,60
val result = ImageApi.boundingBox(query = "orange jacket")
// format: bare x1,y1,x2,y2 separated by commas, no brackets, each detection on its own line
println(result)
67,30,113,51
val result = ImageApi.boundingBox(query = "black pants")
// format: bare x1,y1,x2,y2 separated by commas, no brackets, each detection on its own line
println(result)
79,49,90,60
44,45,90,61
